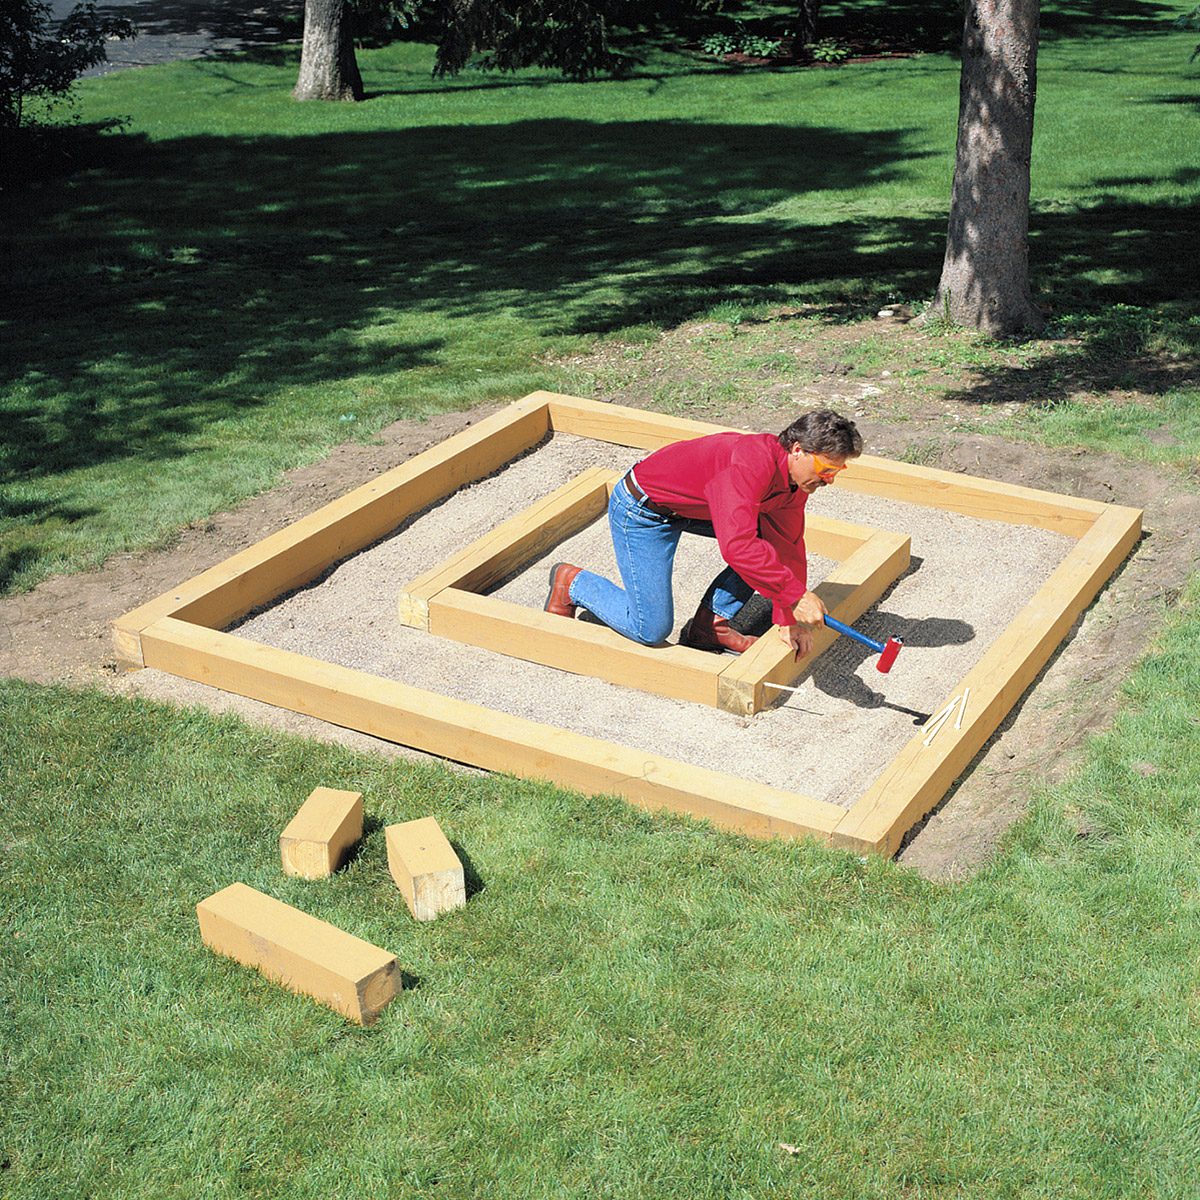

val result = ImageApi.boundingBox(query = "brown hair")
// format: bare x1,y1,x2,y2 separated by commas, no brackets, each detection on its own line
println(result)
777,409,863,458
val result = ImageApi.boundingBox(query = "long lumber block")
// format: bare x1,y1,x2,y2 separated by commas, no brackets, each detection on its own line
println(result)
143,618,841,841
196,883,399,1024
114,395,551,665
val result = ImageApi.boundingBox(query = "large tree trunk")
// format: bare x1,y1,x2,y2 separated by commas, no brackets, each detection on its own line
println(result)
925,0,1044,335
795,0,822,47
293,0,364,102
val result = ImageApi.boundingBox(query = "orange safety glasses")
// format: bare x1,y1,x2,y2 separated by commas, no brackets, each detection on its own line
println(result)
810,452,848,481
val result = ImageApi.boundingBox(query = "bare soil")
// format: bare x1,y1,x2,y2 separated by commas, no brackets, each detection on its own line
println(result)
3,320,1196,881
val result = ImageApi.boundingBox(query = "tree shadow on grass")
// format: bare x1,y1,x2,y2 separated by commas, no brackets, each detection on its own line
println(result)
2,114,1198,592
945,197,1200,407
0,116,916,485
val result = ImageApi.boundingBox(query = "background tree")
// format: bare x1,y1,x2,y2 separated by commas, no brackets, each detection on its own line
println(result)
793,0,821,48
433,0,618,78
924,0,1045,335
294,0,366,100
0,0,134,132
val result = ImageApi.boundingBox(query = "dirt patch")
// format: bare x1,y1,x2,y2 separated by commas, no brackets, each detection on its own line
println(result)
2,384,1196,880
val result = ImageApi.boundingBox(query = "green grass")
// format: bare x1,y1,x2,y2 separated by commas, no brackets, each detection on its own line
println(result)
2,15,1198,591
3,576,1200,1198
4,15,1200,1195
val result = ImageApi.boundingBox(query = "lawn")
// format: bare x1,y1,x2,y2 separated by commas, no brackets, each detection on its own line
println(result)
1,10,1198,592
2,6,1200,1197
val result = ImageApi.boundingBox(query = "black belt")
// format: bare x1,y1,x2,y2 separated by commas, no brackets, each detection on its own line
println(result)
621,470,676,520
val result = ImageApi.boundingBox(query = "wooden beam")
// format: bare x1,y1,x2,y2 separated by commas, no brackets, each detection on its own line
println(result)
385,818,466,922
429,589,726,706
142,618,843,841
717,530,911,715
114,395,552,666
804,513,877,562
397,467,617,631
542,391,738,450
197,883,399,1025
280,787,363,879
541,391,1108,535
833,504,1142,856
833,455,1107,537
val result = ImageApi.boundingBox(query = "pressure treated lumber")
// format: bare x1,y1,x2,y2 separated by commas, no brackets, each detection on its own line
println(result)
404,477,890,710
196,882,399,1024
385,818,466,921
833,503,1142,855
397,467,617,630
541,390,738,449
113,395,552,666
429,590,724,706
121,392,1145,857
718,530,911,715
542,393,1108,536
280,787,363,879
834,455,1107,536
141,618,843,841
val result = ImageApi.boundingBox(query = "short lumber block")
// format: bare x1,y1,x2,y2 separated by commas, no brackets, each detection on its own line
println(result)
280,787,363,879
196,882,400,1025
385,818,466,922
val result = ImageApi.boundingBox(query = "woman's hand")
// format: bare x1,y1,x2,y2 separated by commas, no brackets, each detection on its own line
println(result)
791,590,827,627
777,623,814,661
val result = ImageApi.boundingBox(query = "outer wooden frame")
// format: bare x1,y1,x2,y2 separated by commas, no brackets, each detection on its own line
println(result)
395,466,910,714
114,391,1142,855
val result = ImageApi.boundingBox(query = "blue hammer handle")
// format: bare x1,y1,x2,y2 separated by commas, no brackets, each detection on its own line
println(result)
823,614,886,654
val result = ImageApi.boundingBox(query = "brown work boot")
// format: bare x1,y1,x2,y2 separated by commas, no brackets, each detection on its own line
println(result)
680,603,758,655
545,562,583,618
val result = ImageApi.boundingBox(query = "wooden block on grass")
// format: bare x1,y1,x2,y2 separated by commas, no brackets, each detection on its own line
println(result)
197,882,399,1025
386,818,466,921
280,787,363,879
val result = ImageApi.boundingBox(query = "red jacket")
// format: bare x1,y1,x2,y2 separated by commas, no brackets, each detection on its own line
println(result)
632,432,808,626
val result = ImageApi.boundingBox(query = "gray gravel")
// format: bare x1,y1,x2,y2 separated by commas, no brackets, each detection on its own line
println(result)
226,434,1073,811
50,0,299,76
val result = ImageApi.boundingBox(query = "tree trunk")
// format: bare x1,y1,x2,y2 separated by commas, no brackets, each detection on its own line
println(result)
924,0,1044,335
293,0,364,102
796,0,822,47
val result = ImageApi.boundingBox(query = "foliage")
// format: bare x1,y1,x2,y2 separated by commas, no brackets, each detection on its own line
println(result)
699,23,783,59
807,36,850,62
1173,3,1200,59
5,566,1200,1195
0,0,134,131
433,0,623,79
1,32,1197,592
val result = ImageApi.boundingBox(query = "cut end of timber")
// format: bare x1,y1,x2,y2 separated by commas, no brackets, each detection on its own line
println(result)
385,817,466,922
396,591,431,631
280,787,363,879
196,882,399,1025
111,622,146,670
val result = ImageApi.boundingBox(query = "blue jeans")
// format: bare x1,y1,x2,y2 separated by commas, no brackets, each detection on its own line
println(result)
568,476,753,645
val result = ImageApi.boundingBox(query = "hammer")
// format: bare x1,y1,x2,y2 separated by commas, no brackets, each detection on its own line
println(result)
823,615,903,673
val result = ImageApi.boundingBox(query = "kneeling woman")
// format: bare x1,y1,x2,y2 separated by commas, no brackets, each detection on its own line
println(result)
544,409,862,659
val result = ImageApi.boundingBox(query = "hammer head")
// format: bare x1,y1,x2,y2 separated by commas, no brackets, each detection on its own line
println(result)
876,637,903,674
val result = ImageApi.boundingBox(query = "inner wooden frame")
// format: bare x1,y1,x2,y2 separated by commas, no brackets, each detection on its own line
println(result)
395,466,910,715
113,391,1142,856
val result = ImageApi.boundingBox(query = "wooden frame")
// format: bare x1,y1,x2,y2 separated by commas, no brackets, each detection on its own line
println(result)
114,391,1142,855
396,466,910,714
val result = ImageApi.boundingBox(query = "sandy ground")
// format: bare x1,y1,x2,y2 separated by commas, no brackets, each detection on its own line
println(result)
3,401,1195,879
216,432,1071,811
